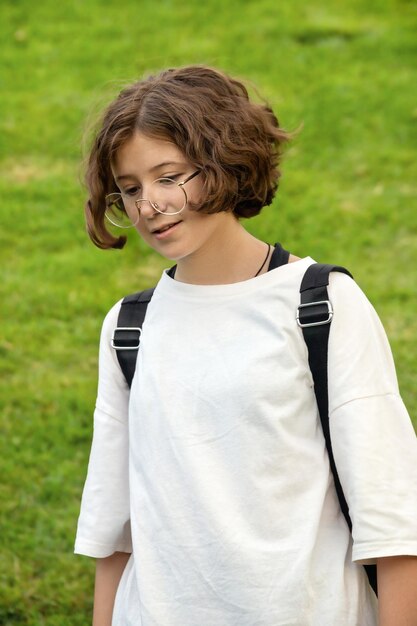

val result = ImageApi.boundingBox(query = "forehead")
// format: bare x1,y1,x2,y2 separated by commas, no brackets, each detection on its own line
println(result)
112,132,187,177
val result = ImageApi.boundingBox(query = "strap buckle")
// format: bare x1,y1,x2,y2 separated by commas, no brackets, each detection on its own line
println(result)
111,327,142,350
296,300,333,328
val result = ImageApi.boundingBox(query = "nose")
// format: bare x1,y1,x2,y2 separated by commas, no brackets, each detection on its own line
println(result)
135,199,159,219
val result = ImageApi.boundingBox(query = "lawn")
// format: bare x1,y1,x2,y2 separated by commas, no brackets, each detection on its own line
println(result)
0,0,416,622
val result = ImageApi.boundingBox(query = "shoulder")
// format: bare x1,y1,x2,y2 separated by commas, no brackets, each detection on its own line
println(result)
100,298,124,343
327,270,377,323
326,269,400,407
304,264,391,356
324,269,387,346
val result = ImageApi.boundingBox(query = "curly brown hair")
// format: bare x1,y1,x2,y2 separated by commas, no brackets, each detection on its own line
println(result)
84,65,291,249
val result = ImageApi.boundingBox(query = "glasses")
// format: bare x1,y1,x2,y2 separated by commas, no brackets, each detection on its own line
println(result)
105,170,200,229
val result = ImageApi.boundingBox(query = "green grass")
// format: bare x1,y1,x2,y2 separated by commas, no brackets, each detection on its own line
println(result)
1,0,416,622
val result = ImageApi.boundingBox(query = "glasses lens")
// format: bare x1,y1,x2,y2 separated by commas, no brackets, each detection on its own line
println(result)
105,193,133,229
137,178,187,216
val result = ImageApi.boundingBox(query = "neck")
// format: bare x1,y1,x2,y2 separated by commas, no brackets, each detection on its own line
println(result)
174,218,272,285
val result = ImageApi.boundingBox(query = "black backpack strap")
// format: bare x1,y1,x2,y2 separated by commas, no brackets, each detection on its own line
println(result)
298,263,378,596
112,287,155,388
268,242,290,270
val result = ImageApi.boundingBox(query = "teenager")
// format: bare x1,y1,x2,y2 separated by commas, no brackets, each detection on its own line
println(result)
75,65,417,625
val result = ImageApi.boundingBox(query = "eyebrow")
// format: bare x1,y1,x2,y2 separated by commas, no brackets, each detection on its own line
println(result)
115,161,187,182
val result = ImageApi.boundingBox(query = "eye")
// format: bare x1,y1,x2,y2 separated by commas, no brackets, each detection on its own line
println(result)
156,176,178,186
123,186,141,197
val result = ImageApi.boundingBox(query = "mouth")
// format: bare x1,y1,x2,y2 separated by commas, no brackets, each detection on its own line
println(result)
151,220,182,238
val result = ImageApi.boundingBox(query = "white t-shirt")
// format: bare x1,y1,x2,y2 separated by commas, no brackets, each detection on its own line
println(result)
75,257,417,626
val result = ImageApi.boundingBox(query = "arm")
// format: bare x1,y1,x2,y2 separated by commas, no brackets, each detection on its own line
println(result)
93,551,131,626
74,302,132,615
377,556,417,626
326,274,417,617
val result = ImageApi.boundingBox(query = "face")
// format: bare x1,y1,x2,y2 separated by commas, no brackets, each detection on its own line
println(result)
111,132,236,262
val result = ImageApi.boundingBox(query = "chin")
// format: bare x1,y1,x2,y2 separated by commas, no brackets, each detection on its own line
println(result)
151,241,193,262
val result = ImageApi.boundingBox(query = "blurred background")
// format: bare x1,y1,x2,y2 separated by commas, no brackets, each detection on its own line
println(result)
0,0,416,623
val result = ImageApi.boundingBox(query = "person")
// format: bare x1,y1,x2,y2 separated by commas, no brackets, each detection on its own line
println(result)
74,65,417,626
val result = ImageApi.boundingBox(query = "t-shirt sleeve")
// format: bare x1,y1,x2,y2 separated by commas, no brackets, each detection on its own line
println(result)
327,272,417,563
74,300,132,558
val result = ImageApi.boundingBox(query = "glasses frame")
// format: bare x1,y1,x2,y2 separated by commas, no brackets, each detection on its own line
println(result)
105,169,201,229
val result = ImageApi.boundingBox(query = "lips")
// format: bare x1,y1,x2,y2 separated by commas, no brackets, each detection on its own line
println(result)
152,220,182,235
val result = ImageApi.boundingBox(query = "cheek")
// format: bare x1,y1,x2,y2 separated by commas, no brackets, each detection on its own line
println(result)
134,221,152,243
188,180,205,207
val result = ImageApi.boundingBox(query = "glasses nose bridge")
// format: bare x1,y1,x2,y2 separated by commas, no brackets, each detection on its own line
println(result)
136,179,171,216
135,197,159,217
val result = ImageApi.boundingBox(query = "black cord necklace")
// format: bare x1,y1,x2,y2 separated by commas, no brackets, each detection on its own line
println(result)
254,243,271,277
170,243,272,280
